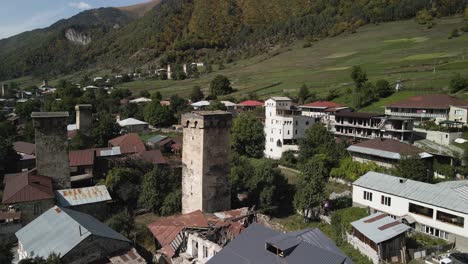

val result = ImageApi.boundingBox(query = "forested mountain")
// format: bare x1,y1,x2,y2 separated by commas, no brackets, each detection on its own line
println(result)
0,0,465,81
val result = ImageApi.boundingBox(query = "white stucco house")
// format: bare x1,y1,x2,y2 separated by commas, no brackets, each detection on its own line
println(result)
264,97,316,159
353,171,468,251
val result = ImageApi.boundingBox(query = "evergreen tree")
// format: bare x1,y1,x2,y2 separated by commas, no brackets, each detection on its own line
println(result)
231,112,265,158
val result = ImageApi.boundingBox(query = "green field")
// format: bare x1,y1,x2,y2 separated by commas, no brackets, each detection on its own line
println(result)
7,16,468,113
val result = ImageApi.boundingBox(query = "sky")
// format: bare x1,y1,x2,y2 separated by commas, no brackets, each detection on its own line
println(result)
0,0,150,40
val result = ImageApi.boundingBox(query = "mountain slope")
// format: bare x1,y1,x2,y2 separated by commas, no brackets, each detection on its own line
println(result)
0,0,466,81
117,0,163,18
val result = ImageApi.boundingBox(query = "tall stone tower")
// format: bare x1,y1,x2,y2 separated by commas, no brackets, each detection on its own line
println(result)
181,111,232,214
75,104,93,134
32,112,71,189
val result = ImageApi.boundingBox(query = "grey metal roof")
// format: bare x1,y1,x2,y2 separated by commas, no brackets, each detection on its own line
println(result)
146,135,167,144
351,213,411,244
347,146,432,160
354,172,468,214
55,185,112,207
207,223,351,264
16,206,130,258
31,112,69,118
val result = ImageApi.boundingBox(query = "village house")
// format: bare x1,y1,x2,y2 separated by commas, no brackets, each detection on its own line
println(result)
332,112,414,141
146,135,175,151
348,212,411,264
129,97,152,104
264,97,316,159
13,141,36,170
69,149,95,185
147,208,256,264
353,171,468,251
347,138,433,169
108,133,146,154
16,206,144,263
236,100,264,112
130,149,168,166
300,101,351,125
208,223,352,264
118,117,149,133
55,185,112,219
2,169,55,224
448,105,468,125
384,94,468,123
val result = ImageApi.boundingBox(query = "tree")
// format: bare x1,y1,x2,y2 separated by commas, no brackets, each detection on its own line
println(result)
395,155,431,182
151,91,162,102
105,167,142,208
107,210,134,237
0,137,20,175
206,100,227,111
294,158,327,221
143,101,174,127
139,90,150,98
449,73,467,93
375,79,393,98
91,113,120,147
297,84,309,104
231,113,265,158
18,253,62,264
190,85,204,102
350,65,368,90
210,75,233,97
15,99,41,120
0,241,13,264
416,9,433,25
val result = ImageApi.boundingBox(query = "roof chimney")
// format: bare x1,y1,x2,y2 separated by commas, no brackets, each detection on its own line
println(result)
399,179,407,184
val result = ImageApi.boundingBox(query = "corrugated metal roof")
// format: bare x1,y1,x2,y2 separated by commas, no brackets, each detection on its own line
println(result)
55,185,112,207
237,100,264,107
69,149,95,167
98,146,121,157
2,171,54,204
118,118,148,127
207,223,351,264
351,213,411,244
146,135,167,144
354,172,468,214
13,141,35,155
16,206,130,259
386,94,468,109
109,133,146,154
347,145,432,160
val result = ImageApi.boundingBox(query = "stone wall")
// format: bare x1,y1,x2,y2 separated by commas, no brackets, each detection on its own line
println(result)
75,104,93,134
32,112,71,189
14,199,55,224
64,236,131,264
181,111,232,214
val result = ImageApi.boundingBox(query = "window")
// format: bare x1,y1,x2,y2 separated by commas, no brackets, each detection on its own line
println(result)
455,110,464,115
306,121,310,126
363,191,372,201
409,203,433,218
381,195,391,206
422,225,449,240
34,203,40,215
287,130,290,135
203,246,208,258
436,211,464,227
295,130,298,135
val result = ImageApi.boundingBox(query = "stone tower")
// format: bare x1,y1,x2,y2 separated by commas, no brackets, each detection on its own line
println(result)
32,112,71,189
75,104,92,134
181,111,232,214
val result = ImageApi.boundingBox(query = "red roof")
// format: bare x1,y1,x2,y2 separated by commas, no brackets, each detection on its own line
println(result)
238,100,264,107
350,138,424,155
13,141,35,155
69,149,95,167
132,150,167,165
301,101,344,108
109,133,146,154
386,94,468,109
2,170,54,204
147,210,209,258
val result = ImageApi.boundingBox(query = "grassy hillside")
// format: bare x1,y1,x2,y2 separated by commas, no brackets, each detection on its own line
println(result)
112,16,468,111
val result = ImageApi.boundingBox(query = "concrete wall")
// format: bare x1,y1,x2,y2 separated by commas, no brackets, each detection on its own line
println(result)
181,112,232,214
32,112,71,189
353,185,468,251
413,128,462,146
185,233,222,263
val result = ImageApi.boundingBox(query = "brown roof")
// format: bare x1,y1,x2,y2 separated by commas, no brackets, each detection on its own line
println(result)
132,150,167,165
13,141,35,155
147,210,209,258
69,149,95,167
157,137,174,146
351,138,423,155
109,133,146,154
2,170,54,204
335,112,382,119
386,94,468,109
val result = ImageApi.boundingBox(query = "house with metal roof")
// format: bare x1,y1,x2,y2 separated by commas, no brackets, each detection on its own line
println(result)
353,171,468,251
208,223,352,264
347,138,433,168
55,185,112,220
16,206,137,263
300,101,351,124
109,133,146,154
237,100,264,112
118,118,149,133
349,212,411,264
2,170,55,223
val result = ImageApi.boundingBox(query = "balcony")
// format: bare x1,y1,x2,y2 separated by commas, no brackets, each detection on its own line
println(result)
385,111,447,119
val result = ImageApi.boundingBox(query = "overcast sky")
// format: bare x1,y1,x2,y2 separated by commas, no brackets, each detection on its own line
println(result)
0,0,150,40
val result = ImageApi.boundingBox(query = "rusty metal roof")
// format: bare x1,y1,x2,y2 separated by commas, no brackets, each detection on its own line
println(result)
13,141,35,155
131,150,167,165
55,185,112,207
69,149,95,167
108,248,146,264
109,133,146,154
2,170,54,204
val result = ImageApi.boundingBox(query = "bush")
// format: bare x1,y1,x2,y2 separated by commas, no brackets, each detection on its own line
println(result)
416,9,433,25
449,28,460,39
449,73,468,93
330,157,380,181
